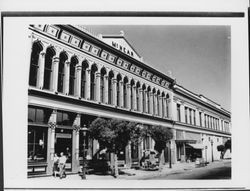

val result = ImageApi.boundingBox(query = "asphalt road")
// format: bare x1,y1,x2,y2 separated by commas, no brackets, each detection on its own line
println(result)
142,160,231,180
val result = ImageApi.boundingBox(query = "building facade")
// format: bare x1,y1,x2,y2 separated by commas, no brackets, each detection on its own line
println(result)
27,25,231,177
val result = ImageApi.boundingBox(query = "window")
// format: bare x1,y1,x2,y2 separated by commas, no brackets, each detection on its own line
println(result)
81,65,87,98
177,104,181,122
116,75,121,106
199,112,202,127
193,110,196,126
29,42,42,86
123,82,127,108
142,88,146,113
90,65,98,100
100,71,105,103
58,53,67,93
147,91,150,113
108,72,113,104
185,107,188,123
204,115,206,127
166,99,169,118
28,126,47,163
57,111,76,126
157,94,160,115
189,109,192,124
28,106,52,124
43,47,55,90
69,57,78,95
136,88,139,111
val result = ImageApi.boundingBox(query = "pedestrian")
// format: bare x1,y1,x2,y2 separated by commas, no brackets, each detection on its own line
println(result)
52,153,59,177
58,152,67,179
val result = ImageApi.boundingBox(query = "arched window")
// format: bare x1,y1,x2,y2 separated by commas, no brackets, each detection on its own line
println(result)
130,80,135,109
136,82,140,111
69,56,78,95
166,94,169,118
57,52,67,93
90,64,98,100
152,88,156,115
157,90,160,116
161,92,165,117
81,61,88,98
43,47,55,90
108,71,114,104
147,86,151,113
100,67,106,103
116,74,122,106
142,84,146,113
123,77,128,108
29,41,43,86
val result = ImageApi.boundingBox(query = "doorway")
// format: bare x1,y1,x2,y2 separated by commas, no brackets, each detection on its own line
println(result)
55,128,72,171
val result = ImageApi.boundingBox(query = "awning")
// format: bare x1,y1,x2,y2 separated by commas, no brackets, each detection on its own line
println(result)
175,140,196,144
187,144,204,150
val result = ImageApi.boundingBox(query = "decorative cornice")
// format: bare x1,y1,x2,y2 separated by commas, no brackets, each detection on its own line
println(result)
29,24,175,90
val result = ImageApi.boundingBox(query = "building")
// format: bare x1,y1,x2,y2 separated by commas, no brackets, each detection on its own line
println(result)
27,25,231,177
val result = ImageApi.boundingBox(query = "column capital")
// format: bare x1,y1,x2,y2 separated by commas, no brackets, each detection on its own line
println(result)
95,72,101,77
52,56,60,63
40,51,46,57
48,122,57,130
73,125,81,132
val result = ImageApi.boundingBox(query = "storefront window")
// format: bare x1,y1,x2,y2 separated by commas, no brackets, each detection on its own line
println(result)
57,111,76,126
28,106,52,124
28,126,47,162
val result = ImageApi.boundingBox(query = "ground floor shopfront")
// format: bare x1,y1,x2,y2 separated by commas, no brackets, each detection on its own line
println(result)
27,93,231,177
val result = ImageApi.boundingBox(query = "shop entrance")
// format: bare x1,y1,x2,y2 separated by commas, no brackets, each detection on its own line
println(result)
55,128,72,171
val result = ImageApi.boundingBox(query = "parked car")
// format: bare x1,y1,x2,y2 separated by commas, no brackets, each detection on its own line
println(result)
140,149,159,170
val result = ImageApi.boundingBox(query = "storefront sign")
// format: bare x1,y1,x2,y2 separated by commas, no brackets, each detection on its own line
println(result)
56,133,72,139
112,41,134,57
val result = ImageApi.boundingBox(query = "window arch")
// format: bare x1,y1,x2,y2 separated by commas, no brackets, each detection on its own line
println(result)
100,67,107,103
90,64,98,100
43,47,56,90
81,60,89,98
57,52,68,93
116,74,122,107
108,71,114,105
29,41,43,86
69,56,78,95
123,77,128,108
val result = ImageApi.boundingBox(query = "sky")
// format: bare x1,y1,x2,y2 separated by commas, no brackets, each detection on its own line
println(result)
85,25,231,111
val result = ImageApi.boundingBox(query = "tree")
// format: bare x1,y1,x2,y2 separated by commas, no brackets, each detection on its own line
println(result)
225,139,231,152
217,144,225,159
142,125,173,170
88,117,141,177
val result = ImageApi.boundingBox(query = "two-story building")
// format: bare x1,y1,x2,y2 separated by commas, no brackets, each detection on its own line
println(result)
27,24,231,177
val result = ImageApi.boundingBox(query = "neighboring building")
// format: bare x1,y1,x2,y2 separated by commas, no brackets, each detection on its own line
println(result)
27,25,231,177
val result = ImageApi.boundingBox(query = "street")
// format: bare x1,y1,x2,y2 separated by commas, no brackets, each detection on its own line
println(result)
141,160,231,180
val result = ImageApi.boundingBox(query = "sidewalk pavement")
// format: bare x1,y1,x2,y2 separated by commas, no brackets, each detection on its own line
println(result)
34,159,231,180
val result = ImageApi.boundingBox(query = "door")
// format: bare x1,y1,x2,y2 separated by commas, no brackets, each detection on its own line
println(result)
55,128,72,171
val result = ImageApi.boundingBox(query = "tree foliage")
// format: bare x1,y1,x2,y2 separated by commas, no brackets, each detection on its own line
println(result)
88,118,141,153
142,125,173,153
217,144,225,152
225,139,231,151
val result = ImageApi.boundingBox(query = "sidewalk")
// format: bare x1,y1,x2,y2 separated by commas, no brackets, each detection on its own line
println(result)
33,159,230,180
118,159,231,179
